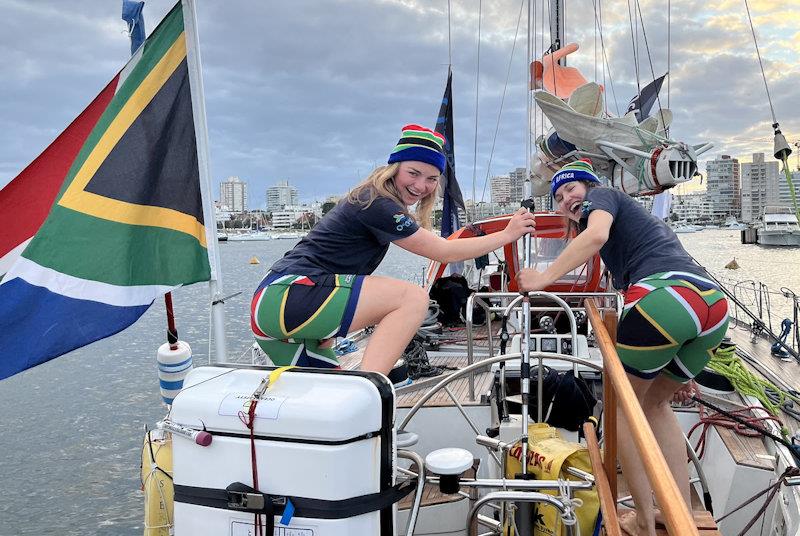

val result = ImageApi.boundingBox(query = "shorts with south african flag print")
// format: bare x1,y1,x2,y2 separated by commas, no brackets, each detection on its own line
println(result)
251,272,365,368
616,271,729,384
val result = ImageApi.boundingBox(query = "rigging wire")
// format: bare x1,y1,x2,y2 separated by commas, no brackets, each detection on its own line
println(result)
532,0,539,173
743,0,777,125
632,0,669,133
478,0,527,205
527,0,532,179
626,0,640,92
667,0,671,109
591,0,621,116
593,0,597,82
471,0,482,222
447,0,452,67
545,0,559,96
742,0,799,222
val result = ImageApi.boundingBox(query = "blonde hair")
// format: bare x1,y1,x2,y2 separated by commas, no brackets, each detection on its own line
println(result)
346,163,439,230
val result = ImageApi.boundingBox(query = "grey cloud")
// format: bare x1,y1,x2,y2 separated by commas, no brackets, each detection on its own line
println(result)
1,0,798,207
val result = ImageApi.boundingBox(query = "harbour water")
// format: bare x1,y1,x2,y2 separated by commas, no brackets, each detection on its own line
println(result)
0,230,798,535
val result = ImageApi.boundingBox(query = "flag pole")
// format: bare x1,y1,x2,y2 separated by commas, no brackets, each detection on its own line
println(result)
182,0,228,362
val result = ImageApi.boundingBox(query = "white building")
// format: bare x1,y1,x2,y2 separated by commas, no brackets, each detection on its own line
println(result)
509,167,527,202
741,153,780,222
777,170,800,207
266,180,299,213
214,204,236,227
705,155,740,221
219,176,248,212
671,192,711,222
271,204,321,229
490,176,511,205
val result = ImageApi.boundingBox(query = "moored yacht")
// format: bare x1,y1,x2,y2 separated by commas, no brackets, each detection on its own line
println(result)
757,207,800,246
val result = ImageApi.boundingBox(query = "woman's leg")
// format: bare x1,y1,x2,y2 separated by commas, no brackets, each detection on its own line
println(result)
641,374,692,506
617,373,659,536
618,372,694,536
348,275,430,374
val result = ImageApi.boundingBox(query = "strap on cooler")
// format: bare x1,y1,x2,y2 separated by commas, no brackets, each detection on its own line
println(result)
175,479,416,524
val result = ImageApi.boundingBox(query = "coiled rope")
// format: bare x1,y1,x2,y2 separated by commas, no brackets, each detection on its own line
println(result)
705,345,800,416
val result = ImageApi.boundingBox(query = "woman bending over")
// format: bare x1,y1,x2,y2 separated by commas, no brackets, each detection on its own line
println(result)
517,160,729,536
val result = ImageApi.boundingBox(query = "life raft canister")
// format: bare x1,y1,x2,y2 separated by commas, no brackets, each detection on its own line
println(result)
141,430,174,536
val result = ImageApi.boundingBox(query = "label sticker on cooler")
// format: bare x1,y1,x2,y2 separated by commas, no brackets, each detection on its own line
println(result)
218,393,287,419
231,520,315,536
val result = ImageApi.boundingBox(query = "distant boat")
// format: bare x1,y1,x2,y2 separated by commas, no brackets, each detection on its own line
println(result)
757,206,800,246
227,231,272,242
272,231,305,239
724,216,747,230
672,223,700,233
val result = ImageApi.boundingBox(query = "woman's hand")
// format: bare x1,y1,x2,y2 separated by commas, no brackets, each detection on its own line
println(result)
516,268,553,292
504,208,537,240
672,380,697,405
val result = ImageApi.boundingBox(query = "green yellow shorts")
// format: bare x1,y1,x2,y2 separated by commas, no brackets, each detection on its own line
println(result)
616,271,729,383
250,272,364,368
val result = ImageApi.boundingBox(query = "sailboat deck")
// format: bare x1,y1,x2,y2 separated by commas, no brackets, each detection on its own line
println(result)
249,318,796,470
338,322,499,408
340,350,494,408
689,324,800,470
727,326,800,427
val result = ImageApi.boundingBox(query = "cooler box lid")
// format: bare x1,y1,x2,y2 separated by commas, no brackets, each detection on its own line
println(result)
170,365,394,443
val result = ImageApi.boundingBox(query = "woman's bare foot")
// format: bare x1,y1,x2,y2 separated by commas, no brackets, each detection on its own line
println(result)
618,509,656,536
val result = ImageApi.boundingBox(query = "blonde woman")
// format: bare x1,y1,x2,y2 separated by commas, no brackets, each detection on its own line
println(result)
252,124,535,374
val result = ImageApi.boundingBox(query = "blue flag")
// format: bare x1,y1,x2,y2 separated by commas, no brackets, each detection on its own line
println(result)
435,70,465,237
122,0,146,55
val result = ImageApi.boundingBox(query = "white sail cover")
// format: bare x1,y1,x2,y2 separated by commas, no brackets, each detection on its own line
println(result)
534,90,666,154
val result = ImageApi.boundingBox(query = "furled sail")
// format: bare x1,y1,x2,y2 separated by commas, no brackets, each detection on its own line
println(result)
530,43,711,197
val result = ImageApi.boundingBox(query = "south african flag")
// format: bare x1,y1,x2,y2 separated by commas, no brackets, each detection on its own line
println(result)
0,2,212,379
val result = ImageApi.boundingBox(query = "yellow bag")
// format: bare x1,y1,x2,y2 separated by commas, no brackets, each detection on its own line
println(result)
505,423,599,536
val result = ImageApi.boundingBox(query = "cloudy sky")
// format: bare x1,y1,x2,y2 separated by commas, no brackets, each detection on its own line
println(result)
1,0,797,207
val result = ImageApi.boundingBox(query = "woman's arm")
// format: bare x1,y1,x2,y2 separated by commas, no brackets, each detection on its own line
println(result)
394,208,536,263
517,210,612,291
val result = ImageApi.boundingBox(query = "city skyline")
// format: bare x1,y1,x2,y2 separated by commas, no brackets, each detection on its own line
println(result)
2,1,797,204
225,148,800,213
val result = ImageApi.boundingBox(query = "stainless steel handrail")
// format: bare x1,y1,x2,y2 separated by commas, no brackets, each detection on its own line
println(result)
467,491,574,536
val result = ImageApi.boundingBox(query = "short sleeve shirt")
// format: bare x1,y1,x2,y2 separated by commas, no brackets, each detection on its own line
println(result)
579,188,707,289
269,191,419,276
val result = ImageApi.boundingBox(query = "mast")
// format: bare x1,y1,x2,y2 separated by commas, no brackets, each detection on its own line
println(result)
549,0,564,56
182,0,229,362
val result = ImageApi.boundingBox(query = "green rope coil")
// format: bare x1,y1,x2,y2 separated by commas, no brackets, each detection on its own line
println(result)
706,345,798,438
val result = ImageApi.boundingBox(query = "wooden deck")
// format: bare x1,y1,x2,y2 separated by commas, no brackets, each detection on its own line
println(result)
656,511,721,536
699,324,800,468
343,349,494,408
618,481,722,535
337,329,496,409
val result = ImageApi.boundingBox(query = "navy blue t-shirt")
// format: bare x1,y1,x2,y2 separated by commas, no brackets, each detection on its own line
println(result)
270,192,420,276
579,188,707,289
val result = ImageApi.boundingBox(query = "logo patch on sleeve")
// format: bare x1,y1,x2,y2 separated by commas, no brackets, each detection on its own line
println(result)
393,213,414,231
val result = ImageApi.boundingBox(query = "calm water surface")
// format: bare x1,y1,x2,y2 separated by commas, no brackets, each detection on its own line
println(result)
0,231,798,535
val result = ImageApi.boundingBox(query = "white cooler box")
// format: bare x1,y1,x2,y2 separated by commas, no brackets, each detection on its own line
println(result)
170,365,406,536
